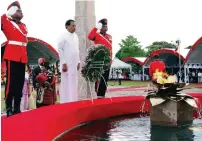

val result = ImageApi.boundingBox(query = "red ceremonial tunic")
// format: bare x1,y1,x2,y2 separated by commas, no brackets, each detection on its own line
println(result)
88,27,112,58
1,14,28,63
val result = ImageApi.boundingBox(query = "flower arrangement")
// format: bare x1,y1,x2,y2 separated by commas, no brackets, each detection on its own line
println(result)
81,45,111,82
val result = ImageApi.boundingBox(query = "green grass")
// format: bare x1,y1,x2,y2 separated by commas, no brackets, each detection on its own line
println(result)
108,80,151,87
1,89,60,112
1,81,201,111
1,91,5,111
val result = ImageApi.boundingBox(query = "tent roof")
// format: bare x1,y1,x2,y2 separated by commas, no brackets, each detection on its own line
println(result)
163,48,190,58
111,58,131,69
143,48,185,67
1,37,59,65
185,37,202,64
122,57,146,66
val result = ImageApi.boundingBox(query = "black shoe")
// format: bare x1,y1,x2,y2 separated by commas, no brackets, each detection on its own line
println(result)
97,96,105,99
6,108,13,117
13,107,21,115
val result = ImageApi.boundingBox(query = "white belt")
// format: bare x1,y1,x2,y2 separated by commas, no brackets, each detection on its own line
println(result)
8,41,27,46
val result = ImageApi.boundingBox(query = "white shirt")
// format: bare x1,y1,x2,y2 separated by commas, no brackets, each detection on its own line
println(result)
57,31,80,72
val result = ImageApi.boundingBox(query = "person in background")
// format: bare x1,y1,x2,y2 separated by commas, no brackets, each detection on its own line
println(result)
20,64,31,111
32,58,45,108
118,69,122,85
195,70,199,83
35,61,56,108
192,71,196,83
1,61,6,85
88,18,112,98
198,70,202,83
188,71,192,83
32,58,45,89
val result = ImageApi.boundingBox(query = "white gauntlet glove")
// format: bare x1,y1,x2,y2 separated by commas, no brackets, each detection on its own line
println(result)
6,6,18,17
96,22,102,30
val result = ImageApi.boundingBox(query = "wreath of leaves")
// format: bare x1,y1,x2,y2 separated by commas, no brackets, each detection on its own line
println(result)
81,45,111,82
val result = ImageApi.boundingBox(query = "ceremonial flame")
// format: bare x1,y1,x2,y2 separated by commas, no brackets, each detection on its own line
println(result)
153,69,177,84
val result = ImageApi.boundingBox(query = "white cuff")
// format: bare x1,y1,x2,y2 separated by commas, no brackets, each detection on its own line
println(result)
61,60,66,65
96,23,102,30
7,6,18,16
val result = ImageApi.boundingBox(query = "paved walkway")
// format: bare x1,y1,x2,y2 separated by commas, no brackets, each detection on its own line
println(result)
1,85,202,115
106,87,202,98
1,85,202,101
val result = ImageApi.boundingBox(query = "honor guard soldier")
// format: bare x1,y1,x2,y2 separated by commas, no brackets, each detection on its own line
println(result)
88,18,112,98
1,1,28,117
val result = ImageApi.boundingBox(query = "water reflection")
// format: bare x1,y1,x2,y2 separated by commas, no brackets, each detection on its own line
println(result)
150,125,194,141
57,120,111,141
57,115,202,141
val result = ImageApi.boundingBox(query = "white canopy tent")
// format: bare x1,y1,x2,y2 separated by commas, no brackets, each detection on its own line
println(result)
109,58,132,79
110,58,132,70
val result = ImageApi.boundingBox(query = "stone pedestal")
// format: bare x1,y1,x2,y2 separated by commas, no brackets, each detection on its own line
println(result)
150,100,193,126
75,0,96,100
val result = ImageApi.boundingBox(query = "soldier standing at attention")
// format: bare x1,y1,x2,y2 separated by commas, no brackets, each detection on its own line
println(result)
1,1,28,117
88,18,112,98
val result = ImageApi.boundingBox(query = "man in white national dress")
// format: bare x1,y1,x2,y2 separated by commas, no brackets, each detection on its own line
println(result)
57,19,80,103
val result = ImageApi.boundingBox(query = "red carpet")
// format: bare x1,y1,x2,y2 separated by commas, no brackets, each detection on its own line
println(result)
1,93,202,141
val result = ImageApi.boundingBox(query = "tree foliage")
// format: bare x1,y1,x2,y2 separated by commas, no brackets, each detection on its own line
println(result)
115,35,146,60
145,41,176,56
185,45,192,49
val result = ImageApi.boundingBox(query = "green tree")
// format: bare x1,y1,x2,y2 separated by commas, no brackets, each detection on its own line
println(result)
145,41,176,56
115,35,146,60
185,45,192,49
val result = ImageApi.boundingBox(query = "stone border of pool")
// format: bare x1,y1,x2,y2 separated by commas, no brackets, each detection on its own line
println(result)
2,94,202,141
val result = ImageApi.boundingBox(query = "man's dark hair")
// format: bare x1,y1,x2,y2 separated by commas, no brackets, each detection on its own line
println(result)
44,62,50,70
65,19,75,27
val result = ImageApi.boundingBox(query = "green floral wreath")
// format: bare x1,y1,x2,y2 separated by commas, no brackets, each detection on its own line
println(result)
81,45,111,82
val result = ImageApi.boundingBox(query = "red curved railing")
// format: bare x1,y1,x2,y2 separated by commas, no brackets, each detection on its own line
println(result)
122,57,144,66
185,36,202,63
2,94,202,141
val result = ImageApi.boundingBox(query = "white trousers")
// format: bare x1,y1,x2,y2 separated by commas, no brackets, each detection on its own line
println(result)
60,71,78,103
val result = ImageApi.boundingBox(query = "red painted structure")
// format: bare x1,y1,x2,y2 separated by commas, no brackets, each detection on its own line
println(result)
1,37,59,65
121,49,186,67
185,37,202,63
122,57,145,66
1,93,202,141
143,48,185,65
121,37,201,68
28,37,59,58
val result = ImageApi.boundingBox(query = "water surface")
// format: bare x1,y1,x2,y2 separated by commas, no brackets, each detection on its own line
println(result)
57,114,202,141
